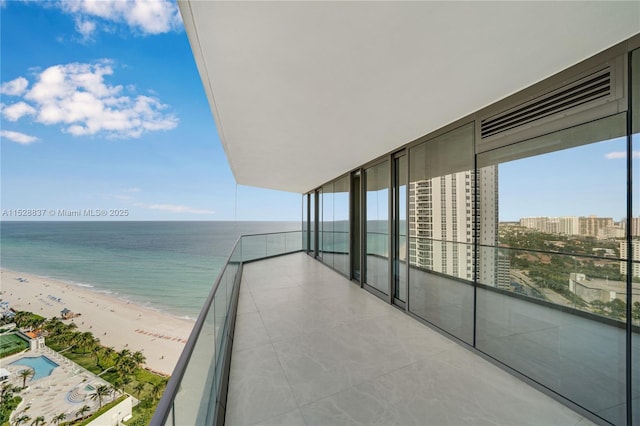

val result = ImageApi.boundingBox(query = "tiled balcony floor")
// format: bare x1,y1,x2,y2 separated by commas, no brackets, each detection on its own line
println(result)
225,253,595,426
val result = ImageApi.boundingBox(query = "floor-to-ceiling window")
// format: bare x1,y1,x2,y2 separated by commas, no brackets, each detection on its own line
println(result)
302,194,309,252
321,182,334,268
476,114,628,424
393,154,408,304
317,176,351,276
408,123,475,344
333,175,350,276
631,46,640,426
310,191,316,256
299,36,640,426
365,160,390,295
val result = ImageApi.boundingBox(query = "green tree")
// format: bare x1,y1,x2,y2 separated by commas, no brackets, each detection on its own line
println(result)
133,382,146,398
632,301,640,321
1,383,17,403
608,299,626,319
30,415,45,426
89,385,111,409
13,414,30,426
131,350,146,367
150,379,167,401
75,405,90,419
18,369,34,389
50,413,66,425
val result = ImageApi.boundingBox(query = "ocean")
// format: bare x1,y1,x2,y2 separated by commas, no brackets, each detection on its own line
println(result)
0,221,300,319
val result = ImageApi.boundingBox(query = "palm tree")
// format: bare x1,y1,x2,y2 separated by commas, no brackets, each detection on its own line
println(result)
89,385,111,409
13,311,30,328
131,350,146,365
30,416,45,426
133,382,146,398
116,356,137,376
115,348,131,361
76,332,97,354
1,383,17,403
121,375,133,393
18,369,34,388
64,331,82,351
75,405,90,420
101,346,115,363
13,414,30,426
50,413,66,425
149,379,167,401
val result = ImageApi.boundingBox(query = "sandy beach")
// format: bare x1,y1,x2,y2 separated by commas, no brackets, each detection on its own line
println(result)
0,269,196,375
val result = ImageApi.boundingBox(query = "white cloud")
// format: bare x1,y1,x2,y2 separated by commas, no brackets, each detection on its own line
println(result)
1,61,178,139
75,16,97,40
2,101,37,121
136,202,216,215
605,151,640,160
0,130,38,145
57,0,182,36
1,77,29,96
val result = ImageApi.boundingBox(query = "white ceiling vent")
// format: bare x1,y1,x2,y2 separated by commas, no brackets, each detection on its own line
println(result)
477,56,626,154
481,69,611,139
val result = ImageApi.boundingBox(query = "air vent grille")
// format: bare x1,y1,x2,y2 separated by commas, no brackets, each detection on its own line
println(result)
481,69,611,139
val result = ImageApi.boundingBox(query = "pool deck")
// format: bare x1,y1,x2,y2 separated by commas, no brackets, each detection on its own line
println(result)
1,347,123,423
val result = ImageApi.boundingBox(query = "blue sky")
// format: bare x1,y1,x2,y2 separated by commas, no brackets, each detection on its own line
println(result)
1,1,635,224
498,136,637,222
0,0,302,221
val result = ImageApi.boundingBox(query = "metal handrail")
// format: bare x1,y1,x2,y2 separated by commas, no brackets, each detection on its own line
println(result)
150,236,242,426
240,229,303,237
150,230,302,426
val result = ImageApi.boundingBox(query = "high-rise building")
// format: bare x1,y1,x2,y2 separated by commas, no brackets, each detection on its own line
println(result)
580,216,614,238
620,240,640,278
408,166,504,286
559,216,580,235
156,3,640,426
408,171,475,280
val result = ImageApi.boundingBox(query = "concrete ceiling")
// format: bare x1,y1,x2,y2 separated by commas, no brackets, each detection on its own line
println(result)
178,1,639,194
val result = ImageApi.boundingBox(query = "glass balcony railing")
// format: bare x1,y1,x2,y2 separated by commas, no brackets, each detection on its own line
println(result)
151,231,303,426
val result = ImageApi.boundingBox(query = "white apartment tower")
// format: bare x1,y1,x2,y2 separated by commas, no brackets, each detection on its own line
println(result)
409,165,508,288
620,240,640,278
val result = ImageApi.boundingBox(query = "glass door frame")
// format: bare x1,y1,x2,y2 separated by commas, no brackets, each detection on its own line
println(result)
391,150,408,309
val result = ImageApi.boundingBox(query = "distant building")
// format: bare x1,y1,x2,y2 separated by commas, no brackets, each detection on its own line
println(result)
579,216,614,238
559,217,580,235
568,272,640,304
620,240,640,278
519,216,579,235
408,166,500,285
629,217,640,236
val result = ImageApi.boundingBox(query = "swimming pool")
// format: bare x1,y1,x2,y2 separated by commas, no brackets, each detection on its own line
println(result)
10,355,59,381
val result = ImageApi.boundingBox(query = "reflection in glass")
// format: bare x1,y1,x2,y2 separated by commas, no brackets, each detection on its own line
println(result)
310,192,315,256
302,194,308,252
322,182,334,268
393,155,407,302
352,172,362,281
365,161,389,295
408,123,474,343
477,113,627,425
334,176,350,276
632,47,639,426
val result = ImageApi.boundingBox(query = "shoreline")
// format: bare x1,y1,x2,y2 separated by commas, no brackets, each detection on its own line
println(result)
0,268,195,375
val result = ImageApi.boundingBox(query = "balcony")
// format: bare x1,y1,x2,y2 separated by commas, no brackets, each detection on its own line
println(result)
225,253,591,425
152,232,605,425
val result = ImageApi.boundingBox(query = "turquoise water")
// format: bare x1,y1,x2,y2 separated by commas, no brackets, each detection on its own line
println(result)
0,221,299,318
10,355,59,381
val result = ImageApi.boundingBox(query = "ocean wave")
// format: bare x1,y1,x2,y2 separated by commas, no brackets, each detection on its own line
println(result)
74,282,94,288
